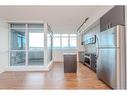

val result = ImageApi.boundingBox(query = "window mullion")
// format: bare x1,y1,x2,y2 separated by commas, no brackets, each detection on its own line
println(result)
60,34,62,48
25,24,28,66
68,34,70,48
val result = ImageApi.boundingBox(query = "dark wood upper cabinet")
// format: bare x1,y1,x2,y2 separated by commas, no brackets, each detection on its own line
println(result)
100,6,125,32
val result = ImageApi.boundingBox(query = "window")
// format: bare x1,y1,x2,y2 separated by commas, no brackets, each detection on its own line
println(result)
53,34,61,48
10,23,45,66
70,34,77,47
11,29,26,50
17,34,25,49
29,33,44,48
61,34,69,48
53,34,77,48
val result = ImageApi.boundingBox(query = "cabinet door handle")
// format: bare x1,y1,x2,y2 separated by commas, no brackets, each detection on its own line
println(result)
108,23,111,29
106,23,111,29
106,24,108,30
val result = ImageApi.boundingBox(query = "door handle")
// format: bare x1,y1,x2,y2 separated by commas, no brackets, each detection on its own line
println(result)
96,36,99,59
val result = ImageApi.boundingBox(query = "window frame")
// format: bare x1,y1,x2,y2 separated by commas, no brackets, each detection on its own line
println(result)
9,23,44,66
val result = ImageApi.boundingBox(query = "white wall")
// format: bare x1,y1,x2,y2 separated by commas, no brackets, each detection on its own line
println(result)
53,49,77,62
0,19,8,73
77,34,85,51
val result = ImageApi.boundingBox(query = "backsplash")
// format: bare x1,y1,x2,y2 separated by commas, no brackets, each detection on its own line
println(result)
85,44,97,54
83,24,100,55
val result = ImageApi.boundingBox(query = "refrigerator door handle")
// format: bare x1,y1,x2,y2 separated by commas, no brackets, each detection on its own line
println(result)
96,36,99,59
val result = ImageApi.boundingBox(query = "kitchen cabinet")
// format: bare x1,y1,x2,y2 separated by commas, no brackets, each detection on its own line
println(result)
90,54,97,72
78,51,85,63
100,6,125,32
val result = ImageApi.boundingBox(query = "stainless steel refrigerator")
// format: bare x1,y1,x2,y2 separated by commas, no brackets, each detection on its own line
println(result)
97,25,126,89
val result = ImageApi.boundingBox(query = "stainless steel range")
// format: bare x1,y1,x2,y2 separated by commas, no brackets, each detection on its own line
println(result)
84,53,97,72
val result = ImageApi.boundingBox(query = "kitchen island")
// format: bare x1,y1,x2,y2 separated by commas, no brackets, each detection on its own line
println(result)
63,53,77,73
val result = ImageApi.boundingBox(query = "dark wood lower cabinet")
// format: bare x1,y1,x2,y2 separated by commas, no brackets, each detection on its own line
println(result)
63,53,77,73
78,51,85,63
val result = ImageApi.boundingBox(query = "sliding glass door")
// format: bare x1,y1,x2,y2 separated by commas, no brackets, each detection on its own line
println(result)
10,23,44,66
47,26,53,64
10,24,26,66
28,24,44,65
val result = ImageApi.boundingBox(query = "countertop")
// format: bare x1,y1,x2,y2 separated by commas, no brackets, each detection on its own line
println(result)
63,53,77,55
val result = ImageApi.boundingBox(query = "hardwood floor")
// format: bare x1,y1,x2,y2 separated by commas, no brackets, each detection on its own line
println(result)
0,62,110,89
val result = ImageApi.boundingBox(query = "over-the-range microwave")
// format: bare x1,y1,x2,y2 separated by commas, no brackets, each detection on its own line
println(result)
84,35,96,45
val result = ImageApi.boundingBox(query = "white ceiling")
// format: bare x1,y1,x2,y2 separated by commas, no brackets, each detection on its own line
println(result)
0,6,111,33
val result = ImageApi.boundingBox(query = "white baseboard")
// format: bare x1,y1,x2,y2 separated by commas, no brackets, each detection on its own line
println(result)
0,69,5,74
47,60,53,70
0,67,7,74
6,66,48,71
6,61,54,71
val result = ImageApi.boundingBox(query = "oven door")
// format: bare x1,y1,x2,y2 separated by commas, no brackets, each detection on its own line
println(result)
84,56,90,66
